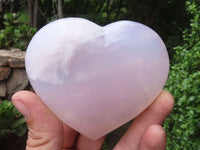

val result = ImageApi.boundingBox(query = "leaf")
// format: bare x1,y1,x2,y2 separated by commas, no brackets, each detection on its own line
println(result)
10,117,26,128
11,124,27,137
3,21,10,26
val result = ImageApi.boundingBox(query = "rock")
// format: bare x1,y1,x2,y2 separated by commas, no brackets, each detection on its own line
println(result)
0,49,30,99
0,57,9,66
0,81,7,97
6,69,28,97
0,67,11,80
9,58,25,68
0,49,25,68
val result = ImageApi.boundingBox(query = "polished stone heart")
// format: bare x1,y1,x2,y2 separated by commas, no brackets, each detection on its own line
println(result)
25,18,169,140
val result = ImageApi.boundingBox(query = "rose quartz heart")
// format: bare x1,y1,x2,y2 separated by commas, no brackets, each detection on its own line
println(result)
25,18,169,140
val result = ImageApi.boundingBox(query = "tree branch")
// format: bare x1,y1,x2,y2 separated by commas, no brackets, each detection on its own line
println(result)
115,0,122,20
97,0,106,14
58,0,63,19
33,0,38,27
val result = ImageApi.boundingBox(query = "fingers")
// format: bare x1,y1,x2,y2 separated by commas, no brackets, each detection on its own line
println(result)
75,135,105,150
62,124,78,149
114,90,174,150
139,124,167,150
12,90,173,150
12,91,64,150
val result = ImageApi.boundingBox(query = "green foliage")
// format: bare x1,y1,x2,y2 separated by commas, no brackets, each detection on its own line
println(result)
0,13,36,50
0,100,27,144
102,142,110,150
164,1,200,149
0,0,190,54
0,1,199,149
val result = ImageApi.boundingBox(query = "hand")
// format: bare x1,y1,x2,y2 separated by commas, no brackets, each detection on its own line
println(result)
12,90,174,150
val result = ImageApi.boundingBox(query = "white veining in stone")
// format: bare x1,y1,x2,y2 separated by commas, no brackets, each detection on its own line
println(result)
26,18,103,84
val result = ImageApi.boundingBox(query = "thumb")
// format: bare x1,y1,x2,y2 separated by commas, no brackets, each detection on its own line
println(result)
12,91,64,150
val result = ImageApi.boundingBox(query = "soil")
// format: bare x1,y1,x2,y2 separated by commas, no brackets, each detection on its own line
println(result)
0,133,27,150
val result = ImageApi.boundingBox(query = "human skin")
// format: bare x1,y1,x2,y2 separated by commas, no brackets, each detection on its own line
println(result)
12,90,174,150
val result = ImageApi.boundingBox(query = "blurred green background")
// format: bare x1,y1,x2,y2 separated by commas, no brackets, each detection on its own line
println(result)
0,0,199,149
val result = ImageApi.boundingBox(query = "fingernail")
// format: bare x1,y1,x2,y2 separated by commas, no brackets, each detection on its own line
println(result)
12,99,29,119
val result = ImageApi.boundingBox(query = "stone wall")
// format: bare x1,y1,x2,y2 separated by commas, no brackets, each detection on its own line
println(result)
0,49,31,101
